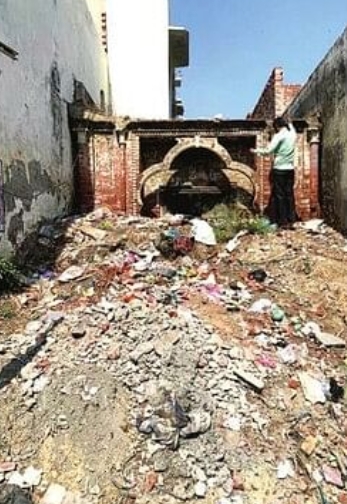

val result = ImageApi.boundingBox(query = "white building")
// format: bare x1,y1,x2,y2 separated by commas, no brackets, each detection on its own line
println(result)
106,0,189,119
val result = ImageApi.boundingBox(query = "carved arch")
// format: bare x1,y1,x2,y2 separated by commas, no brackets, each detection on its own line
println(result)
138,139,257,207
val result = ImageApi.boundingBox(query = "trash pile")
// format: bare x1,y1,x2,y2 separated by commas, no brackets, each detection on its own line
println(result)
0,210,347,504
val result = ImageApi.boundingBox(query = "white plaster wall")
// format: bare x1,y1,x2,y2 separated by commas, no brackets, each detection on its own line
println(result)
0,0,110,252
107,0,170,119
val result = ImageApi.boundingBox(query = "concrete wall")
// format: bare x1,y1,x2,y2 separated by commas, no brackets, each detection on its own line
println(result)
107,0,170,119
0,0,109,253
287,26,347,231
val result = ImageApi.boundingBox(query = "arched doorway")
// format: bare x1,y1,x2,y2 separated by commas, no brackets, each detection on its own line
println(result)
163,147,234,215
139,138,256,217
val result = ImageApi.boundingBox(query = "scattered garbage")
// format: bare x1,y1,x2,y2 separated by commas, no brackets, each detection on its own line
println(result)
136,389,211,450
299,372,326,404
190,218,217,246
277,459,295,479
0,210,346,504
248,268,267,283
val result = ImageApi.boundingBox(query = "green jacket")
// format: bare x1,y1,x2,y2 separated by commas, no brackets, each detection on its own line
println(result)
254,123,296,170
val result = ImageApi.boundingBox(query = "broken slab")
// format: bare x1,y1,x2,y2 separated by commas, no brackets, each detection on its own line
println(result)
300,435,318,456
233,369,264,392
298,372,326,404
79,224,107,241
314,331,346,348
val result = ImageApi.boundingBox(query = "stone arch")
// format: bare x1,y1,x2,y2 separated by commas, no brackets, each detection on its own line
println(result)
162,136,233,171
138,138,257,214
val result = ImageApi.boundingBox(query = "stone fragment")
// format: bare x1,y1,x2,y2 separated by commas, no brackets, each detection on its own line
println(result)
300,435,318,456
107,345,121,360
322,464,344,487
0,461,16,472
277,459,295,479
314,331,346,348
22,466,42,486
58,266,84,283
80,224,107,241
20,363,41,381
143,471,158,492
194,481,207,498
129,342,154,363
299,372,326,404
71,327,86,339
41,483,67,504
233,369,264,392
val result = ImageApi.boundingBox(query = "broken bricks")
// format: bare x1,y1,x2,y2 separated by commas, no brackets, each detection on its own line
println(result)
1,211,347,504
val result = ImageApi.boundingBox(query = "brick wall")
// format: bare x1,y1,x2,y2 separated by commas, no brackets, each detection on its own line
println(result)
251,67,301,120
73,118,317,222
74,130,125,213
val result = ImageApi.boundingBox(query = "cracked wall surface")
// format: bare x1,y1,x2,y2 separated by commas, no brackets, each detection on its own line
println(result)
0,0,110,253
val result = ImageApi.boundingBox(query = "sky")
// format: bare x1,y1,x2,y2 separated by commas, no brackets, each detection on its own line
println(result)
170,0,347,119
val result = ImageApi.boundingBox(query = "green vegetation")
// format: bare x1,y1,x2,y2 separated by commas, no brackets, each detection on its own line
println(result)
98,220,114,231
204,203,275,243
0,300,15,319
0,256,22,294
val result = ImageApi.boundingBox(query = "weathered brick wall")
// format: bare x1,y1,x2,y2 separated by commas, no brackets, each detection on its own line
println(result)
253,125,315,221
74,119,316,222
251,68,301,120
74,131,125,213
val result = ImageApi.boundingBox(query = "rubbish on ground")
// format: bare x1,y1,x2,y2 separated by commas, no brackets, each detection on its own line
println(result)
248,298,272,313
300,435,318,456
322,464,343,487
255,354,277,369
136,390,210,449
225,230,247,253
0,485,33,504
233,369,265,392
271,305,285,322
299,372,326,404
325,377,345,403
301,321,321,337
248,268,267,283
58,265,85,283
300,219,324,233
277,459,295,479
190,218,217,246
314,331,346,348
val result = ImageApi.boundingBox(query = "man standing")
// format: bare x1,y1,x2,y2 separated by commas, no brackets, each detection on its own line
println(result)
251,117,297,229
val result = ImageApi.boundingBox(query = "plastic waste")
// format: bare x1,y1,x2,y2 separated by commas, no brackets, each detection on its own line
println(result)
248,298,272,313
248,268,267,282
271,305,285,322
190,218,217,246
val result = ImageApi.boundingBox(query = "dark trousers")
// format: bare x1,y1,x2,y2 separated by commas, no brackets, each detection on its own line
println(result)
272,169,296,226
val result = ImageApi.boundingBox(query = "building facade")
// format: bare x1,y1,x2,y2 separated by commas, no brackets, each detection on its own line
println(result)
106,0,188,120
0,0,110,253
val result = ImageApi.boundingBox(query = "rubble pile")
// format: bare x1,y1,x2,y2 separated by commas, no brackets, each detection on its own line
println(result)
1,209,347,504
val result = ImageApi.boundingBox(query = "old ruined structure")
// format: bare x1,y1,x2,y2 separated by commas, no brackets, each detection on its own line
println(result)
69,111,318,222
69,66,319,221
1,0,346,254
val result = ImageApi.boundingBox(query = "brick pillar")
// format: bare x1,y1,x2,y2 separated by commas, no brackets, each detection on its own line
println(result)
308,127,320,217
254,128,272,213
126,133,140,215
114,132,127,213
74,129,95,213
